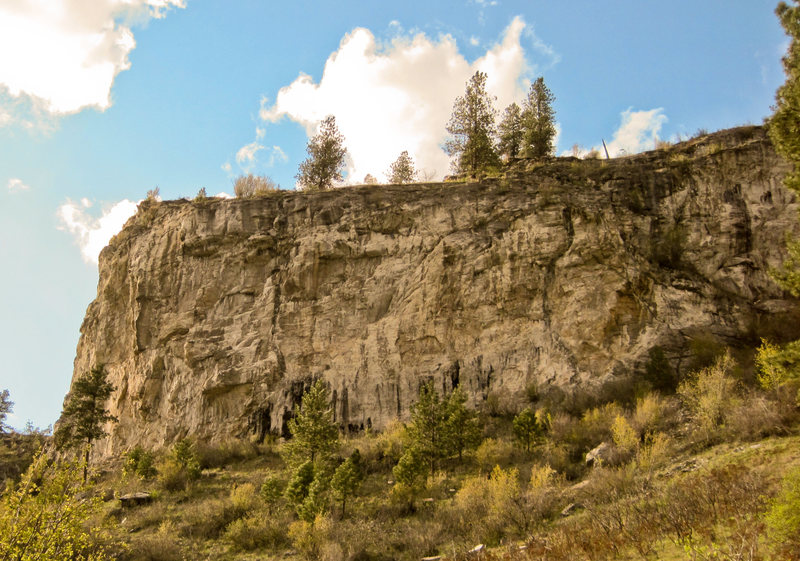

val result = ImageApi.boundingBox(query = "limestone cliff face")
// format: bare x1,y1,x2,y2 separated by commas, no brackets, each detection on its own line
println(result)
70,126,799,455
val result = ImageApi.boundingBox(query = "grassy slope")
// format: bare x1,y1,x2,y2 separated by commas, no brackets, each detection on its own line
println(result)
94,404,799,561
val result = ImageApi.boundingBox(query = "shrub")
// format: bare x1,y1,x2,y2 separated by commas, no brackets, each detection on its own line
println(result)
579,402,624,448
630,392,679,437
158,439,200,491
195,439,259,469
635,432,673,473
610,414,638,456
233,174,278,198
288,515,335,561
475,438,514,472
677,352,740,442
179,495,250,540
0,451,121,560
375,420,406,465
224,511,291,552
512,407,543,452
765,466,800,559
230,482,258,512
643,346,677,393
126,520,184,561
122,445,157,480
688,333,727,373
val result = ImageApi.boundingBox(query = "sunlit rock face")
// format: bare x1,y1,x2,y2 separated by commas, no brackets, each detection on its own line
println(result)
68,126,799,455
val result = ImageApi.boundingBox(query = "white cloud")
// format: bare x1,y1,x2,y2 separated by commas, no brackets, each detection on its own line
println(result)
221,162,232,174
0,0,184,123
235,141,264,171
566,108,668,159
57,198,139,264
605,108,667,157
260,17,540,183
233,141,288,172
7,178,30,193
470,36,480,47
267,145,288,167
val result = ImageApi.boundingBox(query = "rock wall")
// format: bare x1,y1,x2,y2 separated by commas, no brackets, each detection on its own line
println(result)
69,126,799,455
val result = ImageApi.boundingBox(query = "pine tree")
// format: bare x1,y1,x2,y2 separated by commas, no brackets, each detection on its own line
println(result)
330,456,362,517
285,460,315,509
445,71,500,175
444,385,482,461
0,389,12,433
296,115,348,191
522,77,557,159
391,446,427,510
387,150,417,184
498,102,524,160
284,379,339,467
406,380,448,475
512,407,543,452
54,365,117,482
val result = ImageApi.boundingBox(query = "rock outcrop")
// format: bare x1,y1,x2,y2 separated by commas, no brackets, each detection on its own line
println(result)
69,126,799,455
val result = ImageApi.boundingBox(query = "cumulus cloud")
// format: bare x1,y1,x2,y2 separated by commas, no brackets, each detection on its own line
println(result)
7,178,30,193
233,140,288,173
57,198,139,264
235,141,264,171
261,16,544,183
605,108,668,157
0,0,184,122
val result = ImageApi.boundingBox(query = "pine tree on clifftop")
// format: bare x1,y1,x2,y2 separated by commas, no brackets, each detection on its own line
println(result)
522,77,557,159
445,71,500,175
296,115,348,191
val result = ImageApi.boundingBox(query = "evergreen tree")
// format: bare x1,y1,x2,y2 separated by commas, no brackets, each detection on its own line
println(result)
285,460,315,509
522,77,557,159
260,473,284,514
391,446,427,510
512,407,543,452
406,380,448,475
387,150,417,184
498,102,524,160
284,379,339,467
0,389,12,433
330,456,362,517
444,385,482,461
296,115,348,191
297,473,330,522
771,1,800,195
445,71,500,175
54,365,117,482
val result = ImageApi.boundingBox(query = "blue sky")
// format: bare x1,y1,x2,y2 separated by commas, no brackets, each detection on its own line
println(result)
0,0,789,430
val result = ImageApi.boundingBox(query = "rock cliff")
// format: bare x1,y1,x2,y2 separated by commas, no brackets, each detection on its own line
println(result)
69,126,799,455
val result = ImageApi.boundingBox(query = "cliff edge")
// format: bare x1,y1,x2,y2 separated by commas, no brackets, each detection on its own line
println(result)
69,126,799,455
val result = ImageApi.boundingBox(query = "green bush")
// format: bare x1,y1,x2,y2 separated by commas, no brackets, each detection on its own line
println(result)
123,446,157,480
158,439,200,491
677,352,740,442
224,511,290,552
765,466,800,558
